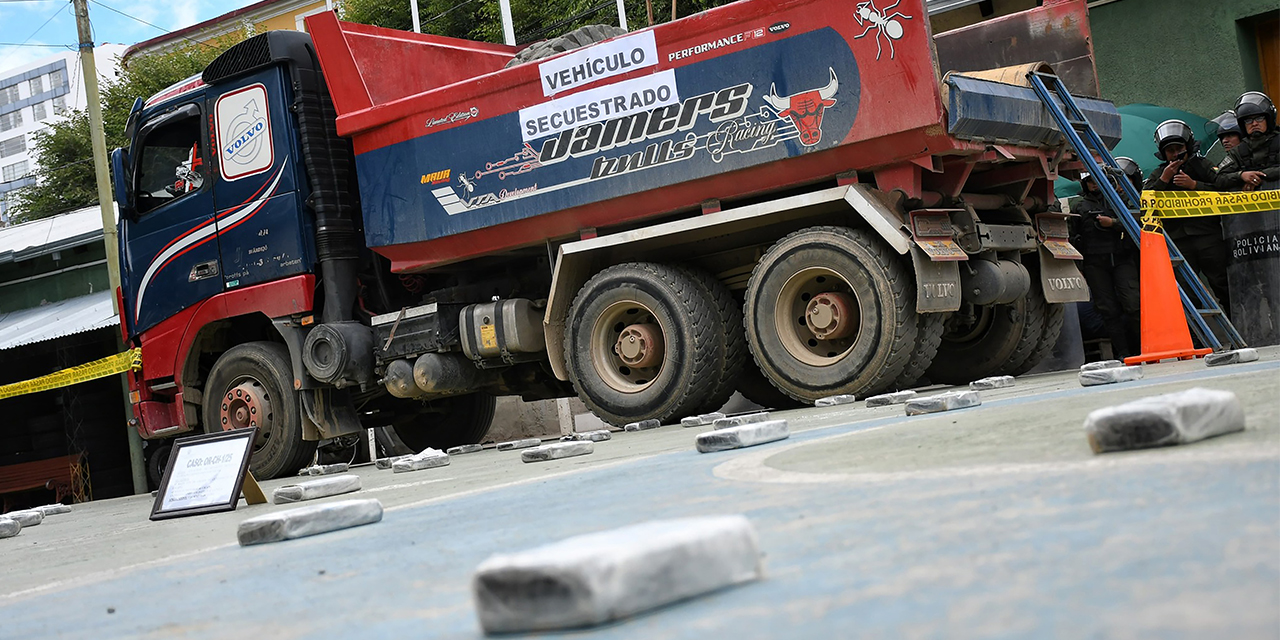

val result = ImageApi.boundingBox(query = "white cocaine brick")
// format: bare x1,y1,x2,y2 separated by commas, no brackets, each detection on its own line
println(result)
1205,348,1259,367
1081,360,1124,372
497,438,541,451
7,510,43,527
681,412,726,427
35,503,71,515
623,419,661,431
815,394,857,407
306,463,349,476
472,515,762,633
563,430,612,442
969,375,1014,390
375,455,410,470
904,391,981,416
522,441,594,463
0,516,20,538
392,450,450,473
696,420,790,453
1079,365,1144,387
865,390,917,407
273,474,362,504
446,444,484,455
1084,387,1244,454
237,498,383,546
711,413,770,428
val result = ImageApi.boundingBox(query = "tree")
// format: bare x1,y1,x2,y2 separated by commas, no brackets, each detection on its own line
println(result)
7,33,246,224
339,0,731,46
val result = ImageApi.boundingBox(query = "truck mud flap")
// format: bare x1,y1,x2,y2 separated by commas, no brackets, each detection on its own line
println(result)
910,246,961,313
1038,246,1089,303
301,388,365,441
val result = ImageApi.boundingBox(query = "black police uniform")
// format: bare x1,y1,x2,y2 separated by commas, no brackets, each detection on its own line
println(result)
1071,186,1140,357
1144,155,1232,312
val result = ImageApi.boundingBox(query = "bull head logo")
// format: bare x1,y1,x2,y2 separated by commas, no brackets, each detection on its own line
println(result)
763,68,838,146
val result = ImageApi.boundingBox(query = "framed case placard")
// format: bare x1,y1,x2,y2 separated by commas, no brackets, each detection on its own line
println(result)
150,427,257,521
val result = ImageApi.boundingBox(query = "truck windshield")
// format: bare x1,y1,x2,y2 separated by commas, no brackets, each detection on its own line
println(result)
135,108,205,215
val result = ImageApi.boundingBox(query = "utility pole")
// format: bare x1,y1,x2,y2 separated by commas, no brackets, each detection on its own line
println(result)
73,0,149,495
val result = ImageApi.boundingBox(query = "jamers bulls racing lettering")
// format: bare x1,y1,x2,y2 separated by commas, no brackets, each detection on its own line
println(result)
434,71,843,212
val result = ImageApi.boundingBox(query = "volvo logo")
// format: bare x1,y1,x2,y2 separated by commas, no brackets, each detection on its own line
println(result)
1047,277,1085,290
768,21,791,34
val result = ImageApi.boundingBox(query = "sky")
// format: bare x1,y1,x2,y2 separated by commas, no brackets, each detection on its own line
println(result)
0,0,264,74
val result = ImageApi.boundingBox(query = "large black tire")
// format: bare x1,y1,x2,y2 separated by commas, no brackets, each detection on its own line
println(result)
926,289,1045,384
389,393,496,452
145,441,173,489
565,263,722,426
505,24,628,68
1012,300,1065,375
680,266,747,414
735,361,807,410
889,311,945,390
744,226,918,403
202,342,316,479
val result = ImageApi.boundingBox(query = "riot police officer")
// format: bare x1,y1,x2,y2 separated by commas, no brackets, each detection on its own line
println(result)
1144,119,1231,312
1215,92,1279,191
1072,172,1140,357
1210,110,1244,155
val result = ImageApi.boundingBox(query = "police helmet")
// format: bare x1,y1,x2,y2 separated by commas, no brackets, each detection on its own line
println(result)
1079,171,1094,184
1210,110,1242,140
1234,91,1276,131
1153,119,1197,159
1114,156,1140,178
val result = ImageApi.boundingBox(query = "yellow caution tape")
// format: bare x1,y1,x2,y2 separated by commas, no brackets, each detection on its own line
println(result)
1140,189,1280,221
0,348,141,400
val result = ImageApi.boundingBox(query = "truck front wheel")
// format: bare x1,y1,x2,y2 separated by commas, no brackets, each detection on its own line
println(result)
565,263,722,425
202,342,316,479
744,226,917,402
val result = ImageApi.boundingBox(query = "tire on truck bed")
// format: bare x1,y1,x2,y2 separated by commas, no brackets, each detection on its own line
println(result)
505,24,628,68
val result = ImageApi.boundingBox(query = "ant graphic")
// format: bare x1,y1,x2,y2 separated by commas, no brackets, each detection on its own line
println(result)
457,173,476,195
853,0,912,60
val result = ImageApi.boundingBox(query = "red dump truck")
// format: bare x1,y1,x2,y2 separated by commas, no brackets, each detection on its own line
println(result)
111,0,1119,478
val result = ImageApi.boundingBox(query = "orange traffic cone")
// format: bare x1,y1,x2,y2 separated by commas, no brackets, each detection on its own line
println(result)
1124,230,1213,365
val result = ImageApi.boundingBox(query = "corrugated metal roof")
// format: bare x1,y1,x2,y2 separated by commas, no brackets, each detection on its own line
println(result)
0,204,116,265
0,290,119,350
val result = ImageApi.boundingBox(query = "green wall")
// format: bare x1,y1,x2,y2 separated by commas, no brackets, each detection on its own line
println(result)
0,243,109,311
1091,0,1279,119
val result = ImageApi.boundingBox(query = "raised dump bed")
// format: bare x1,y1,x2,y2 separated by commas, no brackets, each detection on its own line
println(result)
307,0,1119,273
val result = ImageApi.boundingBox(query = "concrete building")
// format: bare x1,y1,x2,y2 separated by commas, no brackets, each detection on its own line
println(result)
0,45,127,226
0,205,138,507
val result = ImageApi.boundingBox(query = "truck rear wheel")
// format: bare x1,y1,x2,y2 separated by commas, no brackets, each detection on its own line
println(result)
680,266,747,414
1011,271,1066,375
202,342,316,479
565,263,721,425
926,291,1044,384
389,393,496,452
744,226,917,402
889,311,945,390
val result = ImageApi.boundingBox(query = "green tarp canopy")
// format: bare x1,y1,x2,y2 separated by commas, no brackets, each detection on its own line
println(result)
1053,104,1226,199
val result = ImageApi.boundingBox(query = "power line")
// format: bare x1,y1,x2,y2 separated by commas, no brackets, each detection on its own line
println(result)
0,42,74,47
87,0,219,51
15,2,67,49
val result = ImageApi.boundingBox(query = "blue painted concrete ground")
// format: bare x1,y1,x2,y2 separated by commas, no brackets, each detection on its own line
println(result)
4,360,1278,638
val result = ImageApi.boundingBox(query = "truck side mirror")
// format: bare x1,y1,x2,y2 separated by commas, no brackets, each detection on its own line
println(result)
111,148,135,220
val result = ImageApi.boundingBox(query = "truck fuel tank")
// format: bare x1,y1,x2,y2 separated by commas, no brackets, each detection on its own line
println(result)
460,299,547,362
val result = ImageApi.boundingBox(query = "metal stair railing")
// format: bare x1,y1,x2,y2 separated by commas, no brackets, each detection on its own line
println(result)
1027,71,1245,351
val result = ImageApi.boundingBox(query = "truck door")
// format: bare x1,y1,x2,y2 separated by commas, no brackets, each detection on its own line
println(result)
208,68,312,292
119,100,223,335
